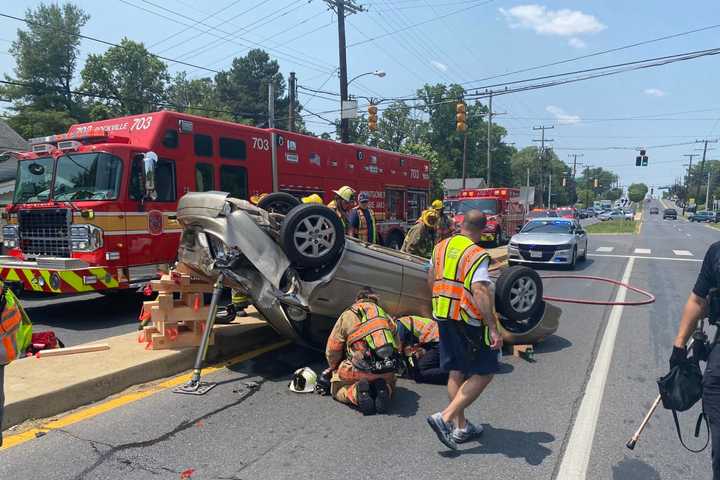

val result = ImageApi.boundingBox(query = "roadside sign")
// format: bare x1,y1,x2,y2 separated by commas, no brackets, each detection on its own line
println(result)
341,100,358,119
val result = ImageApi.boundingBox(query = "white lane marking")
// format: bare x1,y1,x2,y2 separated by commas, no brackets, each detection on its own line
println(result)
634,248,651,254
673,250,693,256
595,247,614,253
588,253,701,262
556,257,635,480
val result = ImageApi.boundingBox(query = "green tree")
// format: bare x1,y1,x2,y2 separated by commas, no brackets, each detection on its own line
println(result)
81,39,169,119
215,49,296,128
2,3,89,137
604,188,622,202
627,183,649,203
375,101,420,151
165,72,233,121
510,146,571,207
401,142,445,198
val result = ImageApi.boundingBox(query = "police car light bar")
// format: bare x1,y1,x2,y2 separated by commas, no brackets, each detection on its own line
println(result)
28,130,111,146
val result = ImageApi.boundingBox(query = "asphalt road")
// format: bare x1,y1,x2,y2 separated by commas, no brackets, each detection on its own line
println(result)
1,198,718,479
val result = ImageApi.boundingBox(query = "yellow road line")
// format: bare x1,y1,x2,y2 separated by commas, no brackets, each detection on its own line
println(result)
0,340,291,451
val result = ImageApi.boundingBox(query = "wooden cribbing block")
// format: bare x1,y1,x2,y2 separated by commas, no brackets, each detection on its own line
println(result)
36,343,110,358
150,331,213,350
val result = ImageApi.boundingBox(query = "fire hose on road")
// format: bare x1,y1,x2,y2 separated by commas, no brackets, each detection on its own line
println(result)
537,274,656,306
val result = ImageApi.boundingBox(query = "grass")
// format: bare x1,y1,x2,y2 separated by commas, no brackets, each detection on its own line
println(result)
585,219,639,234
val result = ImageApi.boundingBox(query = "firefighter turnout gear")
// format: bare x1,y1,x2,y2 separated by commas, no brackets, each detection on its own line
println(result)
431,199,444,210
401,221,436,258
332,186,355,203
289,367,318,393
396,315,439,350
395,315,446,385
325,300,399,413
431,234,491,327
352,205,377,243
0,287,24,365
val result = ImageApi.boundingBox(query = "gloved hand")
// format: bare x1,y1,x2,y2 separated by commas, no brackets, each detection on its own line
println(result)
669,346,687,369
315,369,332,396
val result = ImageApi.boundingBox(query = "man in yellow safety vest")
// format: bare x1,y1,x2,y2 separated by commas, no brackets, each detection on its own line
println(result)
348,192,377,243
425,209,502,450
0,286,28,446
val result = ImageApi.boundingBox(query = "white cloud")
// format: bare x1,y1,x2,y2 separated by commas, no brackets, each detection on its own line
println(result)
644,88,666,97
568,37,586,49
500,5,606,37
546,105,581,124
430,60,448,72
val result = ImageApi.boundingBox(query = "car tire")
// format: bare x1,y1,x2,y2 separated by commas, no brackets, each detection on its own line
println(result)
495,266,543,323
257,192,301,215
579,242,587,261
280,204,345,268
567,247,577,270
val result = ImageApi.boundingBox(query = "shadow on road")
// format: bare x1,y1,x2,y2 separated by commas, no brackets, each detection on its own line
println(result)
389,386,420,418
611,457,661,480
440,424,554,465
533,334,572,354
24,294,145,331
529,258,596,272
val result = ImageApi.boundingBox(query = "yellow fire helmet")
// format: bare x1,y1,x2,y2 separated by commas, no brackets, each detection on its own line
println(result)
302,194,324,204
421,209,439,228
431,199,444,210
250,193,268,205
332,185,356,202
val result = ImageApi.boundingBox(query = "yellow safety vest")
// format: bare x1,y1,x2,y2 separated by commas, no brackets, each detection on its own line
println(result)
431,235,490,325
397,315,439,344
354,207,377,243
0,289,23,365
346,302,397,358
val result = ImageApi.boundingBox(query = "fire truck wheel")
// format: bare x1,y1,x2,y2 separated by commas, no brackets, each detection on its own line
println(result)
494,265,543,323
257,192,301,215
280,204,345,268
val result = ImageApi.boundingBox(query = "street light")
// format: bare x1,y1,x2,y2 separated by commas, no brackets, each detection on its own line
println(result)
347,69,386,86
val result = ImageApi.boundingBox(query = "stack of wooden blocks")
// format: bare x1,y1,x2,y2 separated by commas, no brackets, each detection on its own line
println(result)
139,272,216,350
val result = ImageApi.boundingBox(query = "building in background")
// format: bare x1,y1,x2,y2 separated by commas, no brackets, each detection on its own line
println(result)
0,120,28,205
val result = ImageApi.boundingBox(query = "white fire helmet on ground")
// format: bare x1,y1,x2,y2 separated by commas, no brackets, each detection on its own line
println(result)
289,367,318,393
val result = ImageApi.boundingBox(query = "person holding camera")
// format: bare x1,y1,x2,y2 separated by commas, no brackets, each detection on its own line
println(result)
672,242,720,478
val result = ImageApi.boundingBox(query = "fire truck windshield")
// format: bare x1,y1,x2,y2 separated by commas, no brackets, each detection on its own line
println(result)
14,157,54,203
53,152,122,201
13,152,122,203
458,198,498,215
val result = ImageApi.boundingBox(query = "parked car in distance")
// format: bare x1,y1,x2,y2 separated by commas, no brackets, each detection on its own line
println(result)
663,208,678,220
623,210,634,220
598,210,630,221
508,218,588,270
649,207,659,214
690,210,717,223
556,207,576,219
526,209,559,222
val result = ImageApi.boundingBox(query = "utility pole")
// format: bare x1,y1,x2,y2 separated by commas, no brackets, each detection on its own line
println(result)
533,125,554,207
268,82,278,192
462,133,468,189
548,172,552,208
326,0,364,143
487,91,492,186
707,170,712,208
288,72,296,132
267,82,275,129
568,153,584,205
683,153,699,200
695,139,718,201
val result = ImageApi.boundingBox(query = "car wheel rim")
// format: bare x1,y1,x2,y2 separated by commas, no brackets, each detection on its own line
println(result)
293,215,336,258
509,276,538,313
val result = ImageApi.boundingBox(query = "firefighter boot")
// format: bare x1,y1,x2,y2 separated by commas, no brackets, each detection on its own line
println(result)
371,378,391,414
354,379,375,415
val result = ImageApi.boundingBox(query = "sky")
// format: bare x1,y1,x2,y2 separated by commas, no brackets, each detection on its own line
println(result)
2,0,720,191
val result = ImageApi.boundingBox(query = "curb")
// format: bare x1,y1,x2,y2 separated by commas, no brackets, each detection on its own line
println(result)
2,323,278,430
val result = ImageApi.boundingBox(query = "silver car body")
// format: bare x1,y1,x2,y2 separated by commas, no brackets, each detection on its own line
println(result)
508,218,588,265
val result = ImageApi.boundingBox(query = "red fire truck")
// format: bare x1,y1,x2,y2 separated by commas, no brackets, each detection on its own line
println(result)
0,111,429,294
448,188,525,246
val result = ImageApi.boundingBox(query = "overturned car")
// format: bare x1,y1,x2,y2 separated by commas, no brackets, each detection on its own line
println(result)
175,191,560,348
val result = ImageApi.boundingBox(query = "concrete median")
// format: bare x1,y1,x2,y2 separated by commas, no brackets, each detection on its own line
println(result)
2,312,280,430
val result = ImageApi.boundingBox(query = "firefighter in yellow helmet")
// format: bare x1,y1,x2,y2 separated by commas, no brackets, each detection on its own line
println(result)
400,209,438,258
348,192,377,243
322,287,400,414
432,199,455,242
327,186,356,234
301,193,324,204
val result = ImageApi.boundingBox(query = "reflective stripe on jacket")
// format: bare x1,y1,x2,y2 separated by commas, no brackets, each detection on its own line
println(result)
354,207,377,243
397,315,439,344
431,234,490,323
0,290,22,365
328,200,349,233
346,302,397,358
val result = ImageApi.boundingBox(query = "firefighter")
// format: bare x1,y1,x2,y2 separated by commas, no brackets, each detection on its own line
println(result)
322,287,399,414
432,199,454,242
348,192,377,243
328,186,356,234
401,209,438,258
0,285,26,446
229,288,250,318
395,315,447,385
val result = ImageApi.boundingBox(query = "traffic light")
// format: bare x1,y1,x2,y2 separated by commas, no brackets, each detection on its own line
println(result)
456,102,467,132
636,149,648,166
635,156,642,167
368,104,378,131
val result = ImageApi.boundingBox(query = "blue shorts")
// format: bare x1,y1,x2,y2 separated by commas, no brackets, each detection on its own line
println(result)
437,320,499,376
